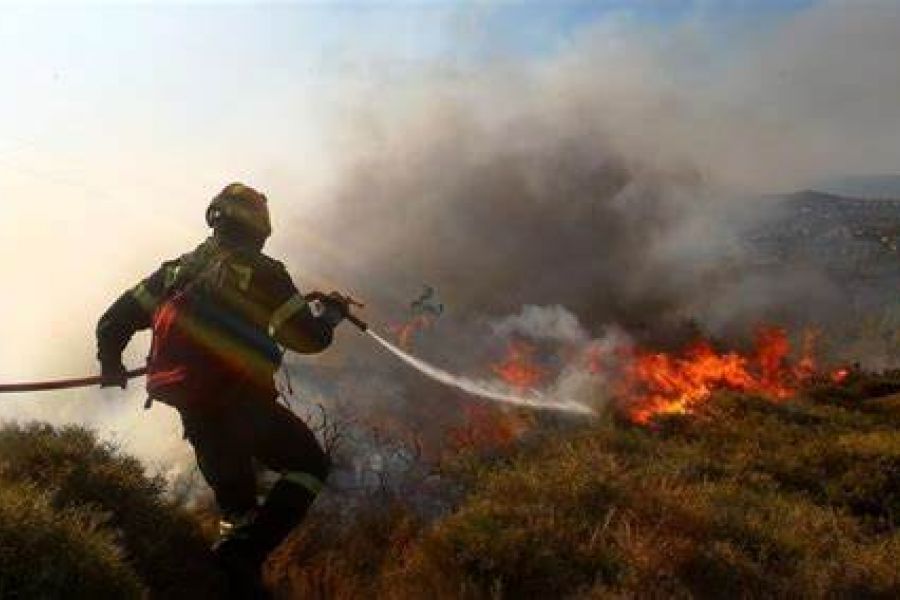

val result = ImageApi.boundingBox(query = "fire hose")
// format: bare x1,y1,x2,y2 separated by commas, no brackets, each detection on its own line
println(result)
0,367,148,394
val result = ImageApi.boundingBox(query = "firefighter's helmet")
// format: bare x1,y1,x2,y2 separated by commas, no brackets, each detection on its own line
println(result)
206,183,272,241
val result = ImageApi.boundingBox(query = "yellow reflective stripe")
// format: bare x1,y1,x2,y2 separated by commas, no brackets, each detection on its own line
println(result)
268,294,306,336
230,264,253,291
163,264,181,288
130,282,160,312
282,471,324,495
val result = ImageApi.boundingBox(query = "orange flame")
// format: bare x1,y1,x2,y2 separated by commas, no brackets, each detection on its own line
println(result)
618,326,817,424
490,341,546,391
830,367,850,383
447,404,534,453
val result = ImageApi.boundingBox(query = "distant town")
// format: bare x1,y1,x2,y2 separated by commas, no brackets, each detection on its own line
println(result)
747,190,899,277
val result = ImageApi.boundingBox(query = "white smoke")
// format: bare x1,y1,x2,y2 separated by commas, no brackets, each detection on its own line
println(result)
492,305,590,345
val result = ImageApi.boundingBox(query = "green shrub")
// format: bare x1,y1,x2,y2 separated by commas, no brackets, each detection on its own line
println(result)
0,481,143,599
273,385,899,598
0,422,224,598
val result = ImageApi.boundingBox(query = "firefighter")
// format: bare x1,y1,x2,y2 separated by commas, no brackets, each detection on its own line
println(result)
96,183,347,597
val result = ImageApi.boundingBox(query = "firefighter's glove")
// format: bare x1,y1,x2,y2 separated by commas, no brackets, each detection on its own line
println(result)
306,291,347,328
100,357,128,389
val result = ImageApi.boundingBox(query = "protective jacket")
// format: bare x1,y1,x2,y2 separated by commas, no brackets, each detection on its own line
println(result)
97,236,332,406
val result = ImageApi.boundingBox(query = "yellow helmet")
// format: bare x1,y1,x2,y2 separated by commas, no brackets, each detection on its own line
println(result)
206,183,272,241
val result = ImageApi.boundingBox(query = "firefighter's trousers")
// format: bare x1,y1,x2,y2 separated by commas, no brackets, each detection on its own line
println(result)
179,388,330,560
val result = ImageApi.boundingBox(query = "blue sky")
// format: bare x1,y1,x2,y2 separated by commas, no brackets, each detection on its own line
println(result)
477,0,815,56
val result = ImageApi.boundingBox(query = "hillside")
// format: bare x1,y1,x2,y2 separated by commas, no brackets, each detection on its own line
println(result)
0,424,224,599
1,372,897,598
271,371,900,598
747,190,900,277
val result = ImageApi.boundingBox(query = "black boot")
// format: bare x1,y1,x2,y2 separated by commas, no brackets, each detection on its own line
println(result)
245,478,316,557
214,478,318,598
213,537,269,599
212,511,270,600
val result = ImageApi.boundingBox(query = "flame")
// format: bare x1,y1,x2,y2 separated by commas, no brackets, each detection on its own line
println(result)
447,404,534,452
442,342,543,454
831,367,850,383
490,341,546,391
618,326,817,424
390,315,434,350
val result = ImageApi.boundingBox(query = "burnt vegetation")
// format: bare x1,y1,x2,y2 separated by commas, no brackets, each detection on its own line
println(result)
1,371,897,598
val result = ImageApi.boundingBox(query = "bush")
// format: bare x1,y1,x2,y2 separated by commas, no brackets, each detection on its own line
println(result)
0,422,225,598
267,495,423,599
273,385,900,598
2,374,898,598
0,482,143,598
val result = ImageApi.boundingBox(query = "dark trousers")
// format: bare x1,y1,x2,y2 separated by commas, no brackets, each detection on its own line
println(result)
179,390,330,558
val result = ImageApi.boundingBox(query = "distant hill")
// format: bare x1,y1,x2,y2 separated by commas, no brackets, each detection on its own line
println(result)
812,174,900,200
746,189,900,277
742,190,899,358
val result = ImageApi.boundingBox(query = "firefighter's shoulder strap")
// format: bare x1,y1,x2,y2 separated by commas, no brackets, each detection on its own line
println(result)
127,241,219,315
160,239,236,304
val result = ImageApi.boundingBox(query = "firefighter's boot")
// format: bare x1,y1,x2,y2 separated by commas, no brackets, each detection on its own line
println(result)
245,475,319,558
212,509,269,600
212,475,321,599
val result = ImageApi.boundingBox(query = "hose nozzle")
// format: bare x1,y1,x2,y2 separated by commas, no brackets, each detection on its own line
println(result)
329,292,368,332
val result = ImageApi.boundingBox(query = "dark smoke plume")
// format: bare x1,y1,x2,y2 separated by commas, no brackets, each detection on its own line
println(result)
279,3,900,458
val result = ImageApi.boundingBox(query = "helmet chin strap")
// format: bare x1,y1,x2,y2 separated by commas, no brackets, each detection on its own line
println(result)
206,206,224,228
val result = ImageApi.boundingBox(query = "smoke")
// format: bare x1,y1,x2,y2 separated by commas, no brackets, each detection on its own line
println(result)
288,1,900,339
492,305,590,345
276,1,900,464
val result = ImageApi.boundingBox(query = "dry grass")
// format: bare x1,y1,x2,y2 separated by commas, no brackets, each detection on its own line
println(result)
273,371,900,599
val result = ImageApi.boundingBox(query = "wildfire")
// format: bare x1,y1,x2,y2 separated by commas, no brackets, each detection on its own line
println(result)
617,326,817,424
447,403,534,452
491,341,546,391
466,323,848,435
831,367,851,384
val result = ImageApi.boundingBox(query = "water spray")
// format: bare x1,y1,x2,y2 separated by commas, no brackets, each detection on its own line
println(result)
332,298,593,415
366,329,594,415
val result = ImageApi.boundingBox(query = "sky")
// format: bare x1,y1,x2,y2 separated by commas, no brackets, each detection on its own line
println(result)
0,0,898,475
